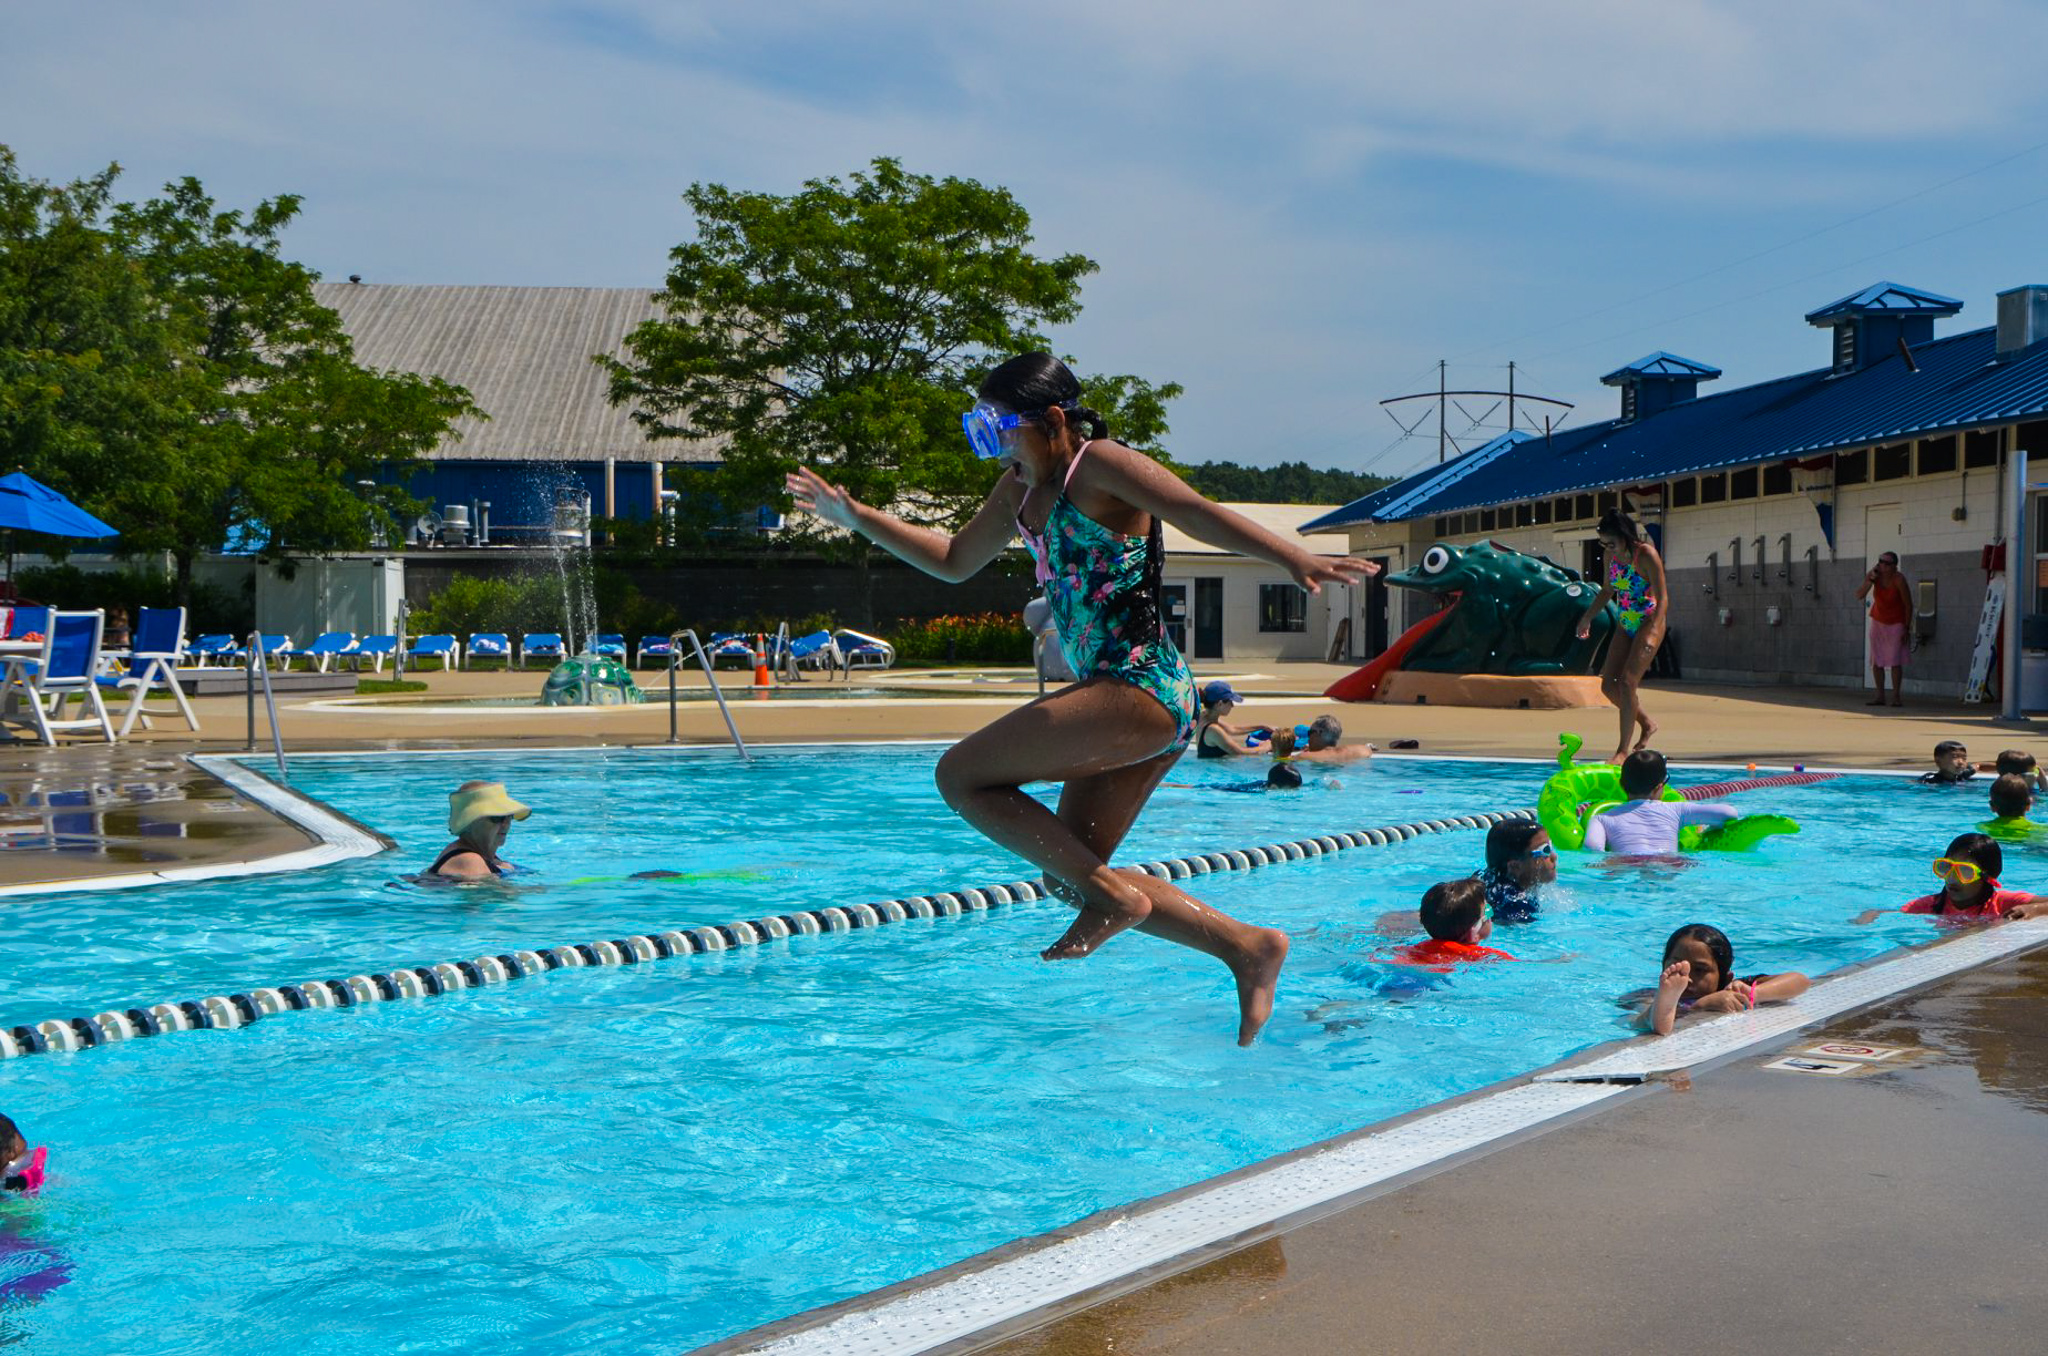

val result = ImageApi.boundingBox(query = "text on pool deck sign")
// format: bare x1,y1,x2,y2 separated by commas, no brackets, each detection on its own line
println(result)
1805,1041,1911,1061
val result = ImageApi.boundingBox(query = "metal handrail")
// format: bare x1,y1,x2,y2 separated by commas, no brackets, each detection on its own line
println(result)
670,629,748,759
247,630,288,780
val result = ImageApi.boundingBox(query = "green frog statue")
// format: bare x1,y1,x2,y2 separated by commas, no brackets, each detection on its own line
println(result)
1388,540,1617,675
541,654,642,706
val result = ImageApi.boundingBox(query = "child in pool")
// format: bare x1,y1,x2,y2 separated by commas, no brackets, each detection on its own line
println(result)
1994,749,2048,794
2,1113,45,1195
1645,924,1809,1036
1477,819,1556,924
1853,832,2048,925
1919,740,1976,785
787,352,1376,1045
1979,774,2039,841
1387,879,1518,970
1583,750,1738,856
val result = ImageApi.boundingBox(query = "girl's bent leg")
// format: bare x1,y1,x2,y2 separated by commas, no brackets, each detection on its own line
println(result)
935,679,1288,1043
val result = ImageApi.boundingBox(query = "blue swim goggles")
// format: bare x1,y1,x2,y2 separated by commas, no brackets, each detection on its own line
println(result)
961,399,1078,460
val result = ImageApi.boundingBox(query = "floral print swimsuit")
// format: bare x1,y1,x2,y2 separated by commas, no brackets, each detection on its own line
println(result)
1017,442,1198,749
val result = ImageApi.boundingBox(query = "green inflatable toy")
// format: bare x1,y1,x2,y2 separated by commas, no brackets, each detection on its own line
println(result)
1537,733,1798,853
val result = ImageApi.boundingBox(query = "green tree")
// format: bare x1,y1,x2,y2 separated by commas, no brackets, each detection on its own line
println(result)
91,178,478,600
603,157,1179,616
1181,459,1393,505
0,149,173,518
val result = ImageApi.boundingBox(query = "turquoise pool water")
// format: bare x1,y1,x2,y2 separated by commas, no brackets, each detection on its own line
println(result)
0,749,2015,1354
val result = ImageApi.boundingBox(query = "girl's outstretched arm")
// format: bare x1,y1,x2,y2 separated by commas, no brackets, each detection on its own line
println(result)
786,467,1024,583
1751,971,1810,1003
1079,445,1378,590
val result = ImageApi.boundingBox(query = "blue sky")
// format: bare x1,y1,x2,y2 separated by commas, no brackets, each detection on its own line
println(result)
7,0,2048,477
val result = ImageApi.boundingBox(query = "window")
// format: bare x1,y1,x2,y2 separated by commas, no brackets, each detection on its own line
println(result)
1480,509,1498,531
1432,517,1448,536
2021,422,2048,461
1533,499,1553,525
1574,494,1595,519
1964,430,2001,468
1515,502,1534,527
1874,442,1912,481
1730,467,1759,500
1597,491,1618,515
1258,583,1308,632
1836,449,1869,485
1918,436,1957,476
1763,465,1793,496
1554,497,1575,521
1699,473,1727,504
1671,478,1697,508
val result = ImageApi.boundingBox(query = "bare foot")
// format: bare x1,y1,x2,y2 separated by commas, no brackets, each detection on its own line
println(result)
1230,927,1291,1046
1606,749,1630,765
1041,899,1151,960
1633,718,1659,751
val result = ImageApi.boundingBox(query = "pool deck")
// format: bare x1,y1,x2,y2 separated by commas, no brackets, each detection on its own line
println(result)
8,664,2048,1355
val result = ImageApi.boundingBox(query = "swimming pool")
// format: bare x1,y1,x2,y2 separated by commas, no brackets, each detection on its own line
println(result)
0,748,2021,1353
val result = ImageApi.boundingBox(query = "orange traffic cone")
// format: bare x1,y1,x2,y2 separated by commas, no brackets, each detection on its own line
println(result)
752,633,774,687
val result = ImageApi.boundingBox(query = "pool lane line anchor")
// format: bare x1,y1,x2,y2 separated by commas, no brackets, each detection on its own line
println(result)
0,807,1533,1063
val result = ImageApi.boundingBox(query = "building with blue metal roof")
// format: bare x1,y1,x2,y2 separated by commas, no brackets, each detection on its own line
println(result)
1304,280,2048,696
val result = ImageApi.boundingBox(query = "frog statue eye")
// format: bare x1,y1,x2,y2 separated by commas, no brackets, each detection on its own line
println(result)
1421,545,1451,575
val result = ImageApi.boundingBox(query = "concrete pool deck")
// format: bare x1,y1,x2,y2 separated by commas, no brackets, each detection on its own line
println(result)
5,665,2047,1354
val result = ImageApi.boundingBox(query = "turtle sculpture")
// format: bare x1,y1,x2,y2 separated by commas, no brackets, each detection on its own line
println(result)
541,653,642,706
1385,540,1617,675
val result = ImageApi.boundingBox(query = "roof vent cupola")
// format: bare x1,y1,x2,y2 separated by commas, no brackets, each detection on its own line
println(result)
1600,352,1721,423
1804,281,1961,376
1996,285,2048,362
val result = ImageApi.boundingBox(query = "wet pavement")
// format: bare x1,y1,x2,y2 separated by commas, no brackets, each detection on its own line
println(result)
983,945,2048,1356
0,746,313,888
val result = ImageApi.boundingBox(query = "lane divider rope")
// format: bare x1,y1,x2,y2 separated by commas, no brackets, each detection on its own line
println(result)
0,808,1532,1062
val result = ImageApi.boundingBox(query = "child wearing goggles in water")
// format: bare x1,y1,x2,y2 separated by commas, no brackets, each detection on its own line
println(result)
1643,924,1809,1036
1852,832,2048,925
788,352,1377,1045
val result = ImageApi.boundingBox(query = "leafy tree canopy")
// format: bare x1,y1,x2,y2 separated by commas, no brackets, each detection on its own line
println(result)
603,158,1182,559
1180,460,1392,506
0,149,478,599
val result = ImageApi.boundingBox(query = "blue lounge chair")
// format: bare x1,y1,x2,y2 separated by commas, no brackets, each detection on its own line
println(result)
96,606,199,736
188,634,238,667
788,630,838,671
301,631,357,673
835,629,896,671
3,605,49,641
251,634,294,671
466,633,511,668
635,635,676,668
706,632,756,668
520,633,565,669
351,634,399,673
406,633,459,671
1,611,115,745
592,633,627,661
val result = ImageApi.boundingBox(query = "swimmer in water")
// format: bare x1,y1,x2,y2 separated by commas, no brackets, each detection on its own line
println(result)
1583,750,1737,856
788,352,1376,1043
1852,832,2048,925
430,781,529,879
1643,923,1809,1035
1476,820,1556,924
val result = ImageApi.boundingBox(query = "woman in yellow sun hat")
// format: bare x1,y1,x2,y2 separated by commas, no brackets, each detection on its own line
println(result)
430,780,530,879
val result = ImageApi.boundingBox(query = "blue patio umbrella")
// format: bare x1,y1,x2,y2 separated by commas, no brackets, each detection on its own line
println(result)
0,471,117,586
0,472,117,539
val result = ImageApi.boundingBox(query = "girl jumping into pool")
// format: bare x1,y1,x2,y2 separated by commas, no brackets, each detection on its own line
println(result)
1575,508,1667,763
787,352,1377,1044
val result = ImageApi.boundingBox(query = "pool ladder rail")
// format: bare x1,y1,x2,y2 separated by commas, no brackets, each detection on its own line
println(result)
668,629,749,759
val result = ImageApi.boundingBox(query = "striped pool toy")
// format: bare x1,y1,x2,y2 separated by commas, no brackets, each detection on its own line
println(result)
1679,771,1839,801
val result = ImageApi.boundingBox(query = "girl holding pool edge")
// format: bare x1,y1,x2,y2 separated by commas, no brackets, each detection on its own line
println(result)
1575,508,1667,764
787,352,1378,1045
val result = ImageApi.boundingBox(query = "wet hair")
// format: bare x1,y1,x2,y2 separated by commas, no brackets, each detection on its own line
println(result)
1420,878,1487,942
1266,762,1303,789
1308,715,1342,747
1484,819,1547,871
1269,728,1297,757
1945,831,2002,881
1620,748,1668,798
1596,508,1642,549
1934,740,1968,759
977,353,1108,441
1662,923,1734,989
0,1114,21,1162
1989,773,2033,819
1995,749,2036,776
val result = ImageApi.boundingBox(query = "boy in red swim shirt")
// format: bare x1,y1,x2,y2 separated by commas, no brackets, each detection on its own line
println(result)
1392,879,1517,970
1854,832,2048,925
